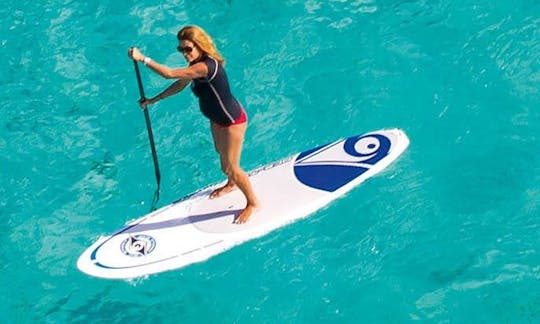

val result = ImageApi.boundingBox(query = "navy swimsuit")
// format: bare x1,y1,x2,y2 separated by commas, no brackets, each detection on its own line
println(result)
190,55,243,126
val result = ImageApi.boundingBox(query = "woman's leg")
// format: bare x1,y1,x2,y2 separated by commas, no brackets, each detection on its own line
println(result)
210,122,236,198
210,121,259,223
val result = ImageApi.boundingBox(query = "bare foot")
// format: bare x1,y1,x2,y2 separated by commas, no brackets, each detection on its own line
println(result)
233,203,259,224
210,183,236,199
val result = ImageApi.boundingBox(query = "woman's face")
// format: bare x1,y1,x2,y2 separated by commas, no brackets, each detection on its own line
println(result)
178,39,201,63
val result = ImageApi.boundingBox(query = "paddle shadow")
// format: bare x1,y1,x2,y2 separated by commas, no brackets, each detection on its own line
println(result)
120,209,243,235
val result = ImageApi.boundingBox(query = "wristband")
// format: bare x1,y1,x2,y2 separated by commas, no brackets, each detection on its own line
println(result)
143,57,152,65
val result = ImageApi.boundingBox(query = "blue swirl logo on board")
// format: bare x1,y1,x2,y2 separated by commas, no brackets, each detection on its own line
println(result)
293,134,391,192
120,234,156,257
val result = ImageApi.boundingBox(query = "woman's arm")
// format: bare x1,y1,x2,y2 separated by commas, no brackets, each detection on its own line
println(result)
129,47,207,80
146,60,207,80
141,79,191,108
157,79,191,100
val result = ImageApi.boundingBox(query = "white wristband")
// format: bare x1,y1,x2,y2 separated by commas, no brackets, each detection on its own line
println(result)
143,57,152,65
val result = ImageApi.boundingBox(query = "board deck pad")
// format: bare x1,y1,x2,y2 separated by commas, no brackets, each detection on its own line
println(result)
77,129,409,279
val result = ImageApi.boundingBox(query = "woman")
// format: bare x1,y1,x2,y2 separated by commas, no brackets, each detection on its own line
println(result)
128,25,259,224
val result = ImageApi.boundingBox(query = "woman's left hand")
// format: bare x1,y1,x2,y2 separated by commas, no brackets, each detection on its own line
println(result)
128,47,145,62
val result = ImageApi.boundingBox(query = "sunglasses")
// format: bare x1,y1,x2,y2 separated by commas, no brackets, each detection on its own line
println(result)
177,45,194,54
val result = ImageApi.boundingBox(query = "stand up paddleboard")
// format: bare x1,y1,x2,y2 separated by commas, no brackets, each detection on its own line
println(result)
77,128,409,279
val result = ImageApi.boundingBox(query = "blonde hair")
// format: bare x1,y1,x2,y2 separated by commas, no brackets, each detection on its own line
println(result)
177,25,225,65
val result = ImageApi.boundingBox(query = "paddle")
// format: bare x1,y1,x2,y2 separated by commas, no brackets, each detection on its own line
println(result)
133,60,161,209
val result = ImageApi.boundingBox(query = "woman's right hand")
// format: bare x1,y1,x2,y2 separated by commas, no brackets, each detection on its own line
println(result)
128,47,145,62
139,96,158,109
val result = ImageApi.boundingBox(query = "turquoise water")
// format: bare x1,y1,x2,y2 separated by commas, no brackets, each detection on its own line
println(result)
2,0,539,322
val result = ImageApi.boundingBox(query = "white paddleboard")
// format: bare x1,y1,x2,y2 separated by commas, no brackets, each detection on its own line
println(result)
77,128,409,279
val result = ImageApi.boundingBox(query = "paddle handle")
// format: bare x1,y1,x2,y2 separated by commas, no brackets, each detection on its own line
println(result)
133,59,146,99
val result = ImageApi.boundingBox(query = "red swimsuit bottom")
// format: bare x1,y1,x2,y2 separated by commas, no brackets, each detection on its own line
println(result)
214,108,247,128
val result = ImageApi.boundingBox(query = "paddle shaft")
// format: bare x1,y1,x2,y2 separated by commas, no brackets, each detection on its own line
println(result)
133,60,161,191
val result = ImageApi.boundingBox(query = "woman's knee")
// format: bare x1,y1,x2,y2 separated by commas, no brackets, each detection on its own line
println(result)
219,156,233,174
222,163,242,179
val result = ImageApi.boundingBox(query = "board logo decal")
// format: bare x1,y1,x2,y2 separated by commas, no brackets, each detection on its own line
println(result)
120,234,156,257
293,134,391,192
